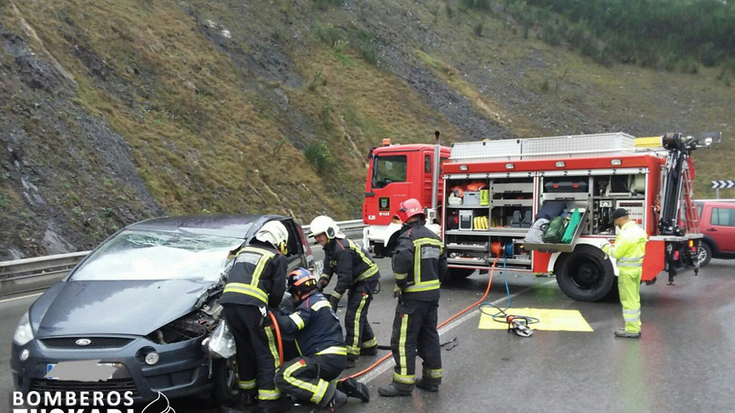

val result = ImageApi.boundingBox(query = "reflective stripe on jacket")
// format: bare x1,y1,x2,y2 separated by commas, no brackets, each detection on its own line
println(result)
275,292,346,357
321,238,380,300
221,241,287,308
392,221,447,301
610,221,648,270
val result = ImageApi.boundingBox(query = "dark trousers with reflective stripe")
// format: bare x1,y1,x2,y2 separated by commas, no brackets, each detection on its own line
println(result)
223,304,282,403
345,290,376,359
389,299,442,388
275,354,345,407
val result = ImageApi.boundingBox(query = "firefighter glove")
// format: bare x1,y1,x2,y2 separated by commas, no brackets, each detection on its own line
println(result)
329,294,340,311
393,285,402,299
602,242,612,259
317,278,329,292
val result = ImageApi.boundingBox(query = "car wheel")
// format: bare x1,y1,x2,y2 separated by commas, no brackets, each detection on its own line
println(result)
556,245,615,302
698,243,712,268
212,356,240,406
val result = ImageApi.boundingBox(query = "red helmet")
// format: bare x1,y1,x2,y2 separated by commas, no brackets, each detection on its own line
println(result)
396,198,425,223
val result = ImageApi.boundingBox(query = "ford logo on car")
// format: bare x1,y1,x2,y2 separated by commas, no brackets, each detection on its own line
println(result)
75,338,92,346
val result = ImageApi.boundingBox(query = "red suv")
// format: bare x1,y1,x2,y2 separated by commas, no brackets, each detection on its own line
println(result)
696,200,735,267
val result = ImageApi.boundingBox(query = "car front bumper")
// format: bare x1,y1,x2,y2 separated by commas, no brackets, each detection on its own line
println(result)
10,334,213,403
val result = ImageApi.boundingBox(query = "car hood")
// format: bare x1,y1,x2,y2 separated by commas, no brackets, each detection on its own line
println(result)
32,279,214,337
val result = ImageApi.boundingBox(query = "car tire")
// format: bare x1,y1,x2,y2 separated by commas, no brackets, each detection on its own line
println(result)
555,245,615,302
698,243,712,268
211,357,240,406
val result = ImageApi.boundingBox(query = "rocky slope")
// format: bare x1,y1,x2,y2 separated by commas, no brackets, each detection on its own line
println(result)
1,0,732,259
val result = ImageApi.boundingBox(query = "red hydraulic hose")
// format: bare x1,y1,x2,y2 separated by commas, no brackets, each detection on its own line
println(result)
269,312,284,367
340,256,500,381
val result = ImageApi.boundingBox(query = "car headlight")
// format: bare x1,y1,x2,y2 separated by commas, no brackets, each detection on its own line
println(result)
13,311,34,346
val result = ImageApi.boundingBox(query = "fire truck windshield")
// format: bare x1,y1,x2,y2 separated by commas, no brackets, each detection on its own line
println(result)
372,155,407,188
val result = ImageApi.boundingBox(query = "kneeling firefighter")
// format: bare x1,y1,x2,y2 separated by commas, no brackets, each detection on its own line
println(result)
309,216,381,368
221,221,291,413
274,268,370,412
379,198,447,397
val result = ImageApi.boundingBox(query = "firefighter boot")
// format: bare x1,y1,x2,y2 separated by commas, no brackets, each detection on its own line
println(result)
377,382,413,397
415,378,439,393
614,328,641,339
221,393,257,413
234,393,258,410
337,378,370,402
319,389,348,412
360,347,378,356
258,397,292,413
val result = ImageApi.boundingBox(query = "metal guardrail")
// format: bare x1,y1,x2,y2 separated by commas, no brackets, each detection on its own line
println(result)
0,219,366,297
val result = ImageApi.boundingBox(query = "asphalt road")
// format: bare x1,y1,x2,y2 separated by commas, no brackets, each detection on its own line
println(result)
3,251,735,413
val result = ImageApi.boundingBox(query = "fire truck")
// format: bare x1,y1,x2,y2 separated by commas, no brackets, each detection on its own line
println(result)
363,132,720,302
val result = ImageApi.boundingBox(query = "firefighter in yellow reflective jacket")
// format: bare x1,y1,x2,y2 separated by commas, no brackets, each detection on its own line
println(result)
379,198,447,397
310,216,381,369
603,208,648,339
221,221,291,413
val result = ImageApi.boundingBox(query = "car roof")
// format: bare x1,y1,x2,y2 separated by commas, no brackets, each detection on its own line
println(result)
127,214,287,239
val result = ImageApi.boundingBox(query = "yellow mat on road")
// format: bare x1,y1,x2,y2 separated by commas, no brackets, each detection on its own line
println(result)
479,308,593,332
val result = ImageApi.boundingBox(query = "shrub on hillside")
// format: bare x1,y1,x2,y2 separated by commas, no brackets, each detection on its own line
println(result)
305,141,335,173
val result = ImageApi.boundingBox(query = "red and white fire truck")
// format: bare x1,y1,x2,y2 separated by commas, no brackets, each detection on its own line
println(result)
363,132,720,302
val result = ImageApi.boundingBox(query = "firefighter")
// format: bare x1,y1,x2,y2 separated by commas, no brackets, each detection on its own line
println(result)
221,220,291,413
378,198,447,397
309,215,381,368
274,268,370,412
603,208,648,339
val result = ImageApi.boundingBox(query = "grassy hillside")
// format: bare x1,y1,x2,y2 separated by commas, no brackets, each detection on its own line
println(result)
0,0,732,258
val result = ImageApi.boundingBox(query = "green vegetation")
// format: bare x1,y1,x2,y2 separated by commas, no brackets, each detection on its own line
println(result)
500,0,735,75
473,21,484,37
460,0,491,11
2,0,734,256
304,141,335,173
313,0,342,11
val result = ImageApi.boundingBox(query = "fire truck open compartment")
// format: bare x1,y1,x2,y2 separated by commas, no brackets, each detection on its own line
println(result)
440,132,709,301
363,131,717,302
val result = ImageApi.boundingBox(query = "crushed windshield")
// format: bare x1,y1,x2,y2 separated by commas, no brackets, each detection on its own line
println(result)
70,229,246,281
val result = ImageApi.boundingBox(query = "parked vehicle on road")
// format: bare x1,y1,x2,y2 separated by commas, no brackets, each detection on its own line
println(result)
363,132,720,302
10,214,312,404
695,200,735,267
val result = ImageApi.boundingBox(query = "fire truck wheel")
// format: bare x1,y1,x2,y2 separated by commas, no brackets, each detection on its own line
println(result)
555,245,615,302
211,356,240,405
697,243,712,268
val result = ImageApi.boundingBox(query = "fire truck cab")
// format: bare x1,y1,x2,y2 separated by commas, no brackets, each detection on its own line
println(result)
362,140,450,258
442,132,713,301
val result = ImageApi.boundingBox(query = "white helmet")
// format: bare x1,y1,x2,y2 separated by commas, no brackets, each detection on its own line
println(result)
309,216,345,239
255,221,289,254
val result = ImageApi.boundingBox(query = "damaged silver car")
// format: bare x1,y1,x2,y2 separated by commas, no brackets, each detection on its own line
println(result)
10,214,313,404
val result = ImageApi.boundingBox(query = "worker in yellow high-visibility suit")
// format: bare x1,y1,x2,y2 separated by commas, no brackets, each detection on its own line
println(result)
603,208,648,339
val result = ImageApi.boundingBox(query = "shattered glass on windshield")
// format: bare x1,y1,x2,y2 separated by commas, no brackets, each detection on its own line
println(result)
70,230,245,281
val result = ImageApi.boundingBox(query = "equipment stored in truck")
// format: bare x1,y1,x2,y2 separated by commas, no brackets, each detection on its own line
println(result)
362,132,720,302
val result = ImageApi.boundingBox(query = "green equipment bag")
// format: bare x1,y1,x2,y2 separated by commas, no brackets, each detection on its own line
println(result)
561,208,581,244
543,215,568,243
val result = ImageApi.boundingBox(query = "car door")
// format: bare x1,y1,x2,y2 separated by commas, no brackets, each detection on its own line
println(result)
707,205,735,253
279,218,313,270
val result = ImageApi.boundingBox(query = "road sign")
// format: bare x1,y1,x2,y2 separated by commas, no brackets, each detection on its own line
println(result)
712,180,735,189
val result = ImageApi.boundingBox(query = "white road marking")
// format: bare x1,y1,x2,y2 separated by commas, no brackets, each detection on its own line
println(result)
0,292,43,304
357,279,556,384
